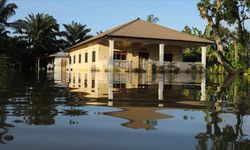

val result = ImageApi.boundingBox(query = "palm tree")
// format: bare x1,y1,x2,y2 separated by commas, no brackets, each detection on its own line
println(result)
0,0,17,25
13,13,61,56
96,30,103,35
62,21,92,47
0,24,9,39
146,14,159,23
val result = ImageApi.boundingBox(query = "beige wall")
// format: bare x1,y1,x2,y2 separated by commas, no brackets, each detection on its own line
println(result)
67,42,193,72
68,44,100,71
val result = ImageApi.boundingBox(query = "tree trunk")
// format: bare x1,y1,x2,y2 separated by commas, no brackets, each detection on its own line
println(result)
214,32,236,75
199,0,236,74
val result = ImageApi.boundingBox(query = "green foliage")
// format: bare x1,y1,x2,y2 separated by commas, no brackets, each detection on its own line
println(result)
151,63,157,74
113,67,120,73
208,64,226,74
12,13,61,57
182,25,212,62
197,0,250,72
0,55,15,78
146,14,159,23
62,21,92,47
244,68,250,75
158,65,165,73
96,30,103,35
0,0,17,25
133,68,146,73
188,63,204,74
165,63,180,73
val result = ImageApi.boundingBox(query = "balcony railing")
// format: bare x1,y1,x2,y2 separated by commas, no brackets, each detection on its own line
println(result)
113,60,202,71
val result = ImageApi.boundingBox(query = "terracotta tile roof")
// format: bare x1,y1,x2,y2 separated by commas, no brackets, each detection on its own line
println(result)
66,18,213,51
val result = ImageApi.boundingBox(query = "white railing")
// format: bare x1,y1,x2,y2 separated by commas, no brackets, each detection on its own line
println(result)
106,60,202,71
143,61,202,71
114,60,130,69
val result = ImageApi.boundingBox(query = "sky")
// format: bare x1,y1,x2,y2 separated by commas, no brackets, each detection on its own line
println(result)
8,0,211,35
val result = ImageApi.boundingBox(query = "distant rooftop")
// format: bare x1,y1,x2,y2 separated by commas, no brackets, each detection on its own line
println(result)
49,51,69,57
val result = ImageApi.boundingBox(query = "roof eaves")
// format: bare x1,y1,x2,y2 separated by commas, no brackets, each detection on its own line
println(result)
64,18,141,52
109,35,214,45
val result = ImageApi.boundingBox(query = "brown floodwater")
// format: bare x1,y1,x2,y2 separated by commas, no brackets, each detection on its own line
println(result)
0,72,249,150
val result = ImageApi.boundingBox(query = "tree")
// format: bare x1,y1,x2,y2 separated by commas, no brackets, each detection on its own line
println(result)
223,0,250,68
197,0,236,74
12,13,61,57
146,14,159,23
62,21,92,47
96,30,103,35
0,0,17,54
0,0,17,25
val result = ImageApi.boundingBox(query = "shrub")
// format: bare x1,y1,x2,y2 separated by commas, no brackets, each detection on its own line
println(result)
133,68,146,73
165,62,180,73
152,63,157,74
158,65,165,73
188,63,203,74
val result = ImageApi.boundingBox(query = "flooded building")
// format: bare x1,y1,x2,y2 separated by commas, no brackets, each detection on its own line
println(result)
65,18,213,72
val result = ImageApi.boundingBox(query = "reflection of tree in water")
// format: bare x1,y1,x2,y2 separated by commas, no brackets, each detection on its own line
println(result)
196,105,250,149
61,106,88,125
1,73,72,125
0,106,14,144
195,75,250,150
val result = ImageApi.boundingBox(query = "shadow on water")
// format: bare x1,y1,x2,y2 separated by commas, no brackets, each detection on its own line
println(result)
0,71,250,149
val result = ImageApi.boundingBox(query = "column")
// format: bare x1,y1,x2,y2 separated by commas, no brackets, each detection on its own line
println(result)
108,72,113,100
201,46,207,70
159,44,165,66
109,40,114,71
200,73,206,101
158,74,164,100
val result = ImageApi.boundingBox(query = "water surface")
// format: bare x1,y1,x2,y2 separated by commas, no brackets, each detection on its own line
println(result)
0,72,250,150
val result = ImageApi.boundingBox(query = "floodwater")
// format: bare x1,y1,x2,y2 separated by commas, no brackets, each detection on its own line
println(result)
0,72,250,150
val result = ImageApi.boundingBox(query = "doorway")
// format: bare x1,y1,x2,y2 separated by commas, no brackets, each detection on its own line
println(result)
138,52,149,69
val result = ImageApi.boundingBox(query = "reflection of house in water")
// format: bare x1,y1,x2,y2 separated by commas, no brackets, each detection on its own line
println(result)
104,107,173,130
67,71,207,102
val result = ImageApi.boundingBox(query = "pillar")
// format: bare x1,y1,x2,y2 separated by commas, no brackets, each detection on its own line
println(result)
200,73,206,101
158,74,164,100
109,40,114,71
201,46,207,70
108,72,113,100
159,44,165,66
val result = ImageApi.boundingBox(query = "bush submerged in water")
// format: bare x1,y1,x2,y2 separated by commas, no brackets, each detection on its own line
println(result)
133,68,146,73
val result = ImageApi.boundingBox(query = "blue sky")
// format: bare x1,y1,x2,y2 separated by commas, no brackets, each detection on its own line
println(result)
9,0,209,35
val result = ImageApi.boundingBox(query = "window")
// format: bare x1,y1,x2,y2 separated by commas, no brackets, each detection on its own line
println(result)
78,73,81,83
69,56,71,64
91,79,95,88
85,52,88,63
113,83,126,89
114,51,127,60
164,54,173,62
92,51,96,62
73,73,75,84
84,73,87,88
73,55,76,64
79,54,81,63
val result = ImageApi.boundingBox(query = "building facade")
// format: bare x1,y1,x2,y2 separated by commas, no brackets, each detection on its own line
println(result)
66,18,213,72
